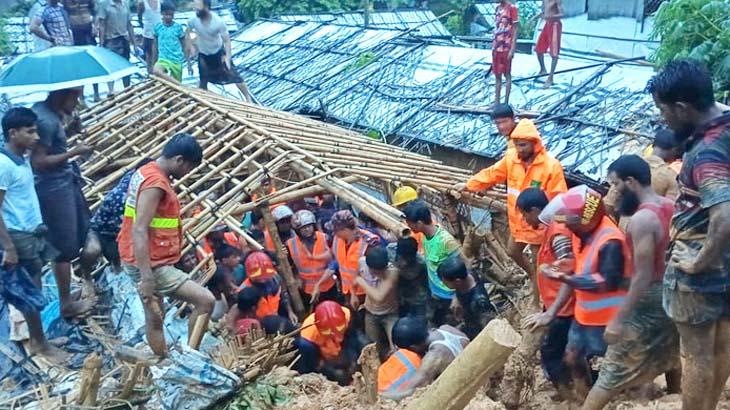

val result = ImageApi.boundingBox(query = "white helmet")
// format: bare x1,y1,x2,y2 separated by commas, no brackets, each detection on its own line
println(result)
292,210,317,230
272,205,294,221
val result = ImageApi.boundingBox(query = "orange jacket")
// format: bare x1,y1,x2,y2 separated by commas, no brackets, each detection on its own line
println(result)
332,229,378,296
378,348,422,394
239,278,282,318
287,232,335,294
200,232,239,258
300,307,351,361
537,221,576,318
118,162,182,267
466,119,567,245
574,216,631,326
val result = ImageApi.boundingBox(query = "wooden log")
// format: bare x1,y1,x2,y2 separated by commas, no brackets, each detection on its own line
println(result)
405,319,521,410
77,352,102,406
119,362,144,400
357,343,380,405
258,201,305,316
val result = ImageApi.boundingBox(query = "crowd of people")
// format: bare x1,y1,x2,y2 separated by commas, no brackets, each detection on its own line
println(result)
3,10,730,403
27,0,254,101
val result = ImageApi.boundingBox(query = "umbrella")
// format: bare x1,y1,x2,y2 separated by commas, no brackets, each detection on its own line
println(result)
0,46,140,93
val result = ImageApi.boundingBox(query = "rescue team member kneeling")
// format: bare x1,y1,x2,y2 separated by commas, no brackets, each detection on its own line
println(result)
542,185,631,398
297,301,366,385
118,134,215,357
238,250,298,325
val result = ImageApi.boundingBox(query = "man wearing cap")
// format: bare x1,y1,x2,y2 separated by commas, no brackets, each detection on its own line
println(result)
263,205,295,253
391,185,425,253
456,119,567,305
287,209,337,306
540,185,631,398
323,210,380,309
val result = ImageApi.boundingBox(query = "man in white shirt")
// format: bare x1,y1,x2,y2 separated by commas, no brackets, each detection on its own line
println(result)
185,0,254,103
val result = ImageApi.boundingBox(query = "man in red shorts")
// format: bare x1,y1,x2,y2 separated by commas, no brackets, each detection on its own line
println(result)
492,0,519,105
535,0,562,88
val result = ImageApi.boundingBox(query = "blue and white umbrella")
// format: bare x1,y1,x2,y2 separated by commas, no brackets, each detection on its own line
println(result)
0,46,140,93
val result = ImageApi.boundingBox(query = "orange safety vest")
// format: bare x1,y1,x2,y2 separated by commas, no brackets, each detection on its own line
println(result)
240,278,282,318
118,162,182,267
377,348,422,394
263,230,276,252
300,307,351,361
574,216,632,326
332,229,377,296
201,232,239,256
537,221,576,318
287,232,335,294
411,231,425,254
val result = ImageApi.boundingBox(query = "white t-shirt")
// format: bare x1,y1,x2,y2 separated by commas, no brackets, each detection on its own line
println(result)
187,13,226,56
142,0,161,39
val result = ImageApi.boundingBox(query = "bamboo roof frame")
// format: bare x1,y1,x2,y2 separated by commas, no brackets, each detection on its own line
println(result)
74,77,506,280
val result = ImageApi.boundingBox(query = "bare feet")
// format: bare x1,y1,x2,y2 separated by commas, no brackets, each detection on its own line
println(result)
60,297,95,320
29,342,70,366
537,70,547,77
82,279,97,301
543,77,554,89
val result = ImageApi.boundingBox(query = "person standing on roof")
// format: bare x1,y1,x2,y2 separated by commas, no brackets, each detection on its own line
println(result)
392,185,425,252
117,134,216,357
324,210,380,309
263,204,295,252
63,0,101,102
381,317,469,401
518,188,575,400
648,59,730,410
186,0,255,103
29,0,73,47
287,209,337,306
535,0,562,88
541,185,631,399
581,155,681,410
137,0,161,73
97,0,136,94
492,0,519,105
456,118,567,305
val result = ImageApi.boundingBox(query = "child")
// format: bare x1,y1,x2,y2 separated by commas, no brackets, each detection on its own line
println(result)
226,286,262,338
492,0,519,105
152,1,188,81
355,246,399,361
239,251,298,325
207,245,241,320
437,254,495,339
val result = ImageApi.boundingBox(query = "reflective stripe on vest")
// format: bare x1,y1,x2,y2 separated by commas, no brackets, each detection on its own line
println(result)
288,233,333,293
378,349,421,393
574,220,629,326
124,205,180,228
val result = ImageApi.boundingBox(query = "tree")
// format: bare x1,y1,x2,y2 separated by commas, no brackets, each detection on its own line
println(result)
0,19,12,56
650,0,730,100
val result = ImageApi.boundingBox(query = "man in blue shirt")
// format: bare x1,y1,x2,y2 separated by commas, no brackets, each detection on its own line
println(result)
0,107,68,364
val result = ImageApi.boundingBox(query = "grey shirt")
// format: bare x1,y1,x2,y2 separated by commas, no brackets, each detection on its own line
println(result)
31,101,73,188
187,13,226,55
98,0,130,40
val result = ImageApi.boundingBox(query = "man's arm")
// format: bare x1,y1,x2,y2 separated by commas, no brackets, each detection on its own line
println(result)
98,17,106,44
31,143,90,172
136,1,144,27
152,34,158,65
0,191,18,267
222,29,232,67
510,6,519,57
464,157,509,192
558,240,624,291
127,19,135,48
132,188,165,298
30,14,54,43
676,202,730,274
613,212,656,322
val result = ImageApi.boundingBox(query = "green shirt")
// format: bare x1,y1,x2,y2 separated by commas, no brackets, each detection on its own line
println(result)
153,21,185,64
423,226,460,300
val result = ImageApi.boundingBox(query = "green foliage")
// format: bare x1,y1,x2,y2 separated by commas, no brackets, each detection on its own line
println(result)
517,1,540,39
445,14,464,34
7,0,35,17
364,129,381,139
345,52,376,71
650,0,730,98
237,0,360,22
0,19,11,56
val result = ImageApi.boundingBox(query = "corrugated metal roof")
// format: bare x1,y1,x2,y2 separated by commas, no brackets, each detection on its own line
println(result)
223,20,658,182
277,9,451,37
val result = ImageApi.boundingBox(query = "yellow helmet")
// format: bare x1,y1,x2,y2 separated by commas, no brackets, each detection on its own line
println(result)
392,186,418,207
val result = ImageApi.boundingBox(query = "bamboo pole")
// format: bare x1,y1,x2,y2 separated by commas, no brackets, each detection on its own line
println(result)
405,319,521,410
77,353,102,406
258,201,305,316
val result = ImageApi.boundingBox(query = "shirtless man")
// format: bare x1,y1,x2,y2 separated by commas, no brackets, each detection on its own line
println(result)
382,316,469,401
535,0,562,88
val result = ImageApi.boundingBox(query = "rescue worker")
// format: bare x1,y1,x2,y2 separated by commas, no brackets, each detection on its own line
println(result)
378,333,422,396
518,188,575,399
239,250,298,324
118,134,215,357
542,185,631,398
286,209,337,305
381,317,469,401
457,119,567,306
402,201,461,327
322,210,380,309
201,224,240,256
298,300,363,385
391,185,425,252
263,205,295,252
582,155,680,409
